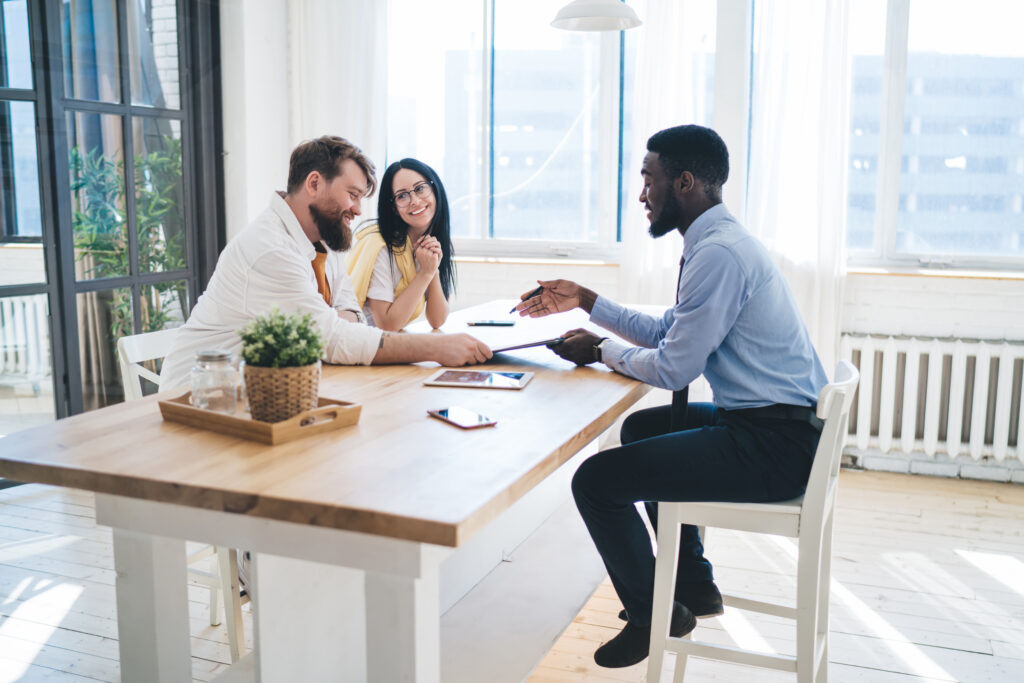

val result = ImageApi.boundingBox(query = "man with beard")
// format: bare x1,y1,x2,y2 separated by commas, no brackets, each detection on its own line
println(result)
513,125,827,668
160,136,490,390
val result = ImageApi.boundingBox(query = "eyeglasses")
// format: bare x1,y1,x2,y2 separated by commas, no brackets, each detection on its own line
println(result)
393,181,433,208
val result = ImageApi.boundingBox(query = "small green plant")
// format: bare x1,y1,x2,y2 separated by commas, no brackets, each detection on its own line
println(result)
238,308,324,368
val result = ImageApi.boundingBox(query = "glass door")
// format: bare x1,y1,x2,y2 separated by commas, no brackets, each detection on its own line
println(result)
0,0,220,446
0,1,58,437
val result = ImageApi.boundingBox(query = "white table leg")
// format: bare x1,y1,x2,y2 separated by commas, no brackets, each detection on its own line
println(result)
110,528,192,683
252,553,367,682
365,560,442,683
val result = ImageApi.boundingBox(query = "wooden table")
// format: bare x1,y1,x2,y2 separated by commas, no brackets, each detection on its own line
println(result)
0,301,649,682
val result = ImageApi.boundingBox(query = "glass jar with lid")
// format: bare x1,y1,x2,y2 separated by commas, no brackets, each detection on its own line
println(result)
190,350,239,414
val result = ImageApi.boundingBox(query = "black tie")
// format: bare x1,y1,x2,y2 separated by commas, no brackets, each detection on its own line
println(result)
670,255,689,431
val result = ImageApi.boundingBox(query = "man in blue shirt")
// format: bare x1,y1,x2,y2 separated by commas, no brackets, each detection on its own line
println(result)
515,125,829,668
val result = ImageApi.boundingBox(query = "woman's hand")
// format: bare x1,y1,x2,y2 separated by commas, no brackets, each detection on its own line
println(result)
414,235,442,275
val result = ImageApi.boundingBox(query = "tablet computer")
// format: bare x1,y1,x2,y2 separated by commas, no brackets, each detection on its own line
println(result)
424,369,534,390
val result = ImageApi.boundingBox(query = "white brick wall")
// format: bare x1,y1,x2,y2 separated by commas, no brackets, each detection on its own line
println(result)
150,0,180,109
842,271,1024,341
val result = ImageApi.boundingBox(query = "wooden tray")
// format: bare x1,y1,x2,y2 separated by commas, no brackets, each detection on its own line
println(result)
159,393,361,445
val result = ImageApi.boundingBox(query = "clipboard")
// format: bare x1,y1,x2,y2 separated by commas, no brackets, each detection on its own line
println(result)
490,337,564,353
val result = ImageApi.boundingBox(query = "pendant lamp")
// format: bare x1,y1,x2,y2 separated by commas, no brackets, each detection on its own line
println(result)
551,0,642,31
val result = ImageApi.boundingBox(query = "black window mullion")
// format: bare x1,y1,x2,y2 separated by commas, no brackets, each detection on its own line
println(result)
0,283,50,298
73,268,194,294
62,97,186,120
38,0,78,417
175,0,199,307
0,102,16,236
185,0,223,292
114,0,142,336
0,88,37,101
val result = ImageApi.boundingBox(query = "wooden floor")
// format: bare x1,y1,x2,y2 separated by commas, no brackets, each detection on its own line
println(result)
0,483,251,682
528,470,1024,683
0,469,1022,682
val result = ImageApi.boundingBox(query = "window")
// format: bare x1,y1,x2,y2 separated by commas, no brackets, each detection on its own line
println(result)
847,0,1024,268
386,0,632,259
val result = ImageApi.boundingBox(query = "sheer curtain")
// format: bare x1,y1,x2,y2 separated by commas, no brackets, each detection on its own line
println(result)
288,0,388,171
619,0,716,307
746,0,852,374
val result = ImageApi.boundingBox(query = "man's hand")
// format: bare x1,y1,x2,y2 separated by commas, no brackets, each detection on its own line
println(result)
514,279,596,317
433,333,492,366
550,328,602,366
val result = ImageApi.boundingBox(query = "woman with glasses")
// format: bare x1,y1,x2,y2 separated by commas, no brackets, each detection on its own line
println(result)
346,158,456,330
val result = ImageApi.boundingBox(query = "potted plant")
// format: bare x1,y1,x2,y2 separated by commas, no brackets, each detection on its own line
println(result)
238,308,324,422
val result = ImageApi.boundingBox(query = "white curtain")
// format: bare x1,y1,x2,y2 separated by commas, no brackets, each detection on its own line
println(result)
288,0,388,175
745,0,852,375
619,0,716,307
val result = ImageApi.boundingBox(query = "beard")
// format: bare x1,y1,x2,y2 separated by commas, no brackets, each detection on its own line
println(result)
309,201,353,251
647,191,684,238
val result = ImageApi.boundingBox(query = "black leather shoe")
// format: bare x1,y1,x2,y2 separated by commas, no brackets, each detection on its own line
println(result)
594,601,696,669
619,580,723,622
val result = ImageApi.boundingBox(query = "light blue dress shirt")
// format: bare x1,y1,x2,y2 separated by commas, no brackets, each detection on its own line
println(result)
591,204,828,410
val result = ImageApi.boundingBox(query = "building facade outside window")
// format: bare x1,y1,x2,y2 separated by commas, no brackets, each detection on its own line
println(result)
847,0,1024,269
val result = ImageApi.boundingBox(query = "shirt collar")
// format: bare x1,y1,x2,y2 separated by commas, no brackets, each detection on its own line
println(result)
269,191,317,261
683,203,733,261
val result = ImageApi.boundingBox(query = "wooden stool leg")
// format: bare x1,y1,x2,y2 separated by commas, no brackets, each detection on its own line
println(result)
217,546,246,663
209,572,222,626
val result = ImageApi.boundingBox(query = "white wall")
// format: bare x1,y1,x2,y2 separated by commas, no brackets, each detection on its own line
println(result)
219,0,292,239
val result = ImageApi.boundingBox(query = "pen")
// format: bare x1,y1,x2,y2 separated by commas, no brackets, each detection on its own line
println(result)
510,285,544,314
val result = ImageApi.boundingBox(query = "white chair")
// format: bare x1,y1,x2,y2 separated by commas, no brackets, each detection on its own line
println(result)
116,330,249,663
647,361,860,683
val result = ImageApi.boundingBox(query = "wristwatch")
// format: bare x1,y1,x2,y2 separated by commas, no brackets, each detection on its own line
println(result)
593,337,610,363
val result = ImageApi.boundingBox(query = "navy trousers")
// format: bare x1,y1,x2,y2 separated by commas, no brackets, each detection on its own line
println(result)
571,402,821,626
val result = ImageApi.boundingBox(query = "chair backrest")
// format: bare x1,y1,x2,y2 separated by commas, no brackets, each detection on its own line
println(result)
802,360,860,519
116,328,180,401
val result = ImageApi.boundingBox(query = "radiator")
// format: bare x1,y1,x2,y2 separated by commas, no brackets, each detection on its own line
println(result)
841,334,1024,464
0,295,51,394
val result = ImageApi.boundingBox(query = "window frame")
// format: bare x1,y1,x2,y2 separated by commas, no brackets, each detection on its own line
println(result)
437,0,627,262
847,0,1024,272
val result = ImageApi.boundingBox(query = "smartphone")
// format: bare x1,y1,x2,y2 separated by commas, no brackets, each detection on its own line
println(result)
466,320,515,327
427,406,497,429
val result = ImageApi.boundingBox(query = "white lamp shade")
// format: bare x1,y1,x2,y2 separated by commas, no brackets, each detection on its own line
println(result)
551,0,642,31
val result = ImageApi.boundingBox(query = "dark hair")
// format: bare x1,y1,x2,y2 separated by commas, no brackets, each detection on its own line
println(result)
376,158,456,299
646,125,729,197
286,135,377,197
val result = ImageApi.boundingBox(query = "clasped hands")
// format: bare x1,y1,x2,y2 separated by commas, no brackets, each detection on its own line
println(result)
512,279,602,366
413,234,443,274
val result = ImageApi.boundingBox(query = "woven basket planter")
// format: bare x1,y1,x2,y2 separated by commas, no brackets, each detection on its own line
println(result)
244,361,321,423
